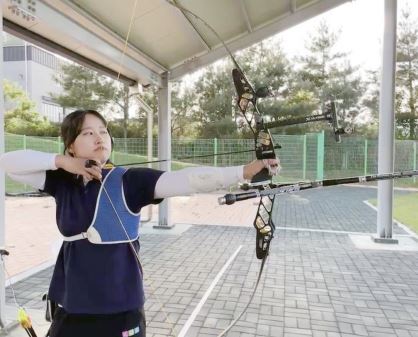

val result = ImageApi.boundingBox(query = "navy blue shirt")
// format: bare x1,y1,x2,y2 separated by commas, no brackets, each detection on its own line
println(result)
42,167,164,314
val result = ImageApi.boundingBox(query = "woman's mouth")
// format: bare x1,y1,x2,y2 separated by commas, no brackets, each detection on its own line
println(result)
94,146,107,151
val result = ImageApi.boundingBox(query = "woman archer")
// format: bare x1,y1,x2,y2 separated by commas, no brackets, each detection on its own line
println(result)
0,109,279,337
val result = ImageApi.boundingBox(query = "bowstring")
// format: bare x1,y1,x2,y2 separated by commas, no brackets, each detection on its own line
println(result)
107,0,179,335
115,0,139,83
113,2,272,336
99,181,179,337
1,0,143,334
217,255,268,337
165,2,273,336
102,177,270,337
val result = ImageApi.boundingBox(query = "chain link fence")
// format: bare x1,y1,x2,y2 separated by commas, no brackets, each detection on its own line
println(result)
4,133,418,194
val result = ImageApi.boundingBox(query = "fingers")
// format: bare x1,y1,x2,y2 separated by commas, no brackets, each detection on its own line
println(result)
262,158,281,176
85,167,102,181
82,159,102,181
264,158,280,166
84,159,100,168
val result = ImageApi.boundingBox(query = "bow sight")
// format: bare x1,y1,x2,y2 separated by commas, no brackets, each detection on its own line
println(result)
262,101,352,143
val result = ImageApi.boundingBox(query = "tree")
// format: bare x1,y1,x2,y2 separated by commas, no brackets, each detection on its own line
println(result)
3,80,58,136
396,7,418,139
171,83,199,138
239,43,294,123
51,63,116,112
126,83,198,139
52,62,138,140
356,70,380,138
193,61,235,136
298,20,364,127
361,70,380,121
108,83,131,140
191,42,292,138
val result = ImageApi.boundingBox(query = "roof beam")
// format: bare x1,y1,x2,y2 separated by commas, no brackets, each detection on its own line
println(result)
290,0,297,13
170,0,349,80
172,0,211,51
238,0,253,33
57,0,167,75
4,19,137,86
5,0,162,86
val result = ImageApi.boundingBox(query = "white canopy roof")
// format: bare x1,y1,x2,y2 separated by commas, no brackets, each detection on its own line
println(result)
3,0,349,86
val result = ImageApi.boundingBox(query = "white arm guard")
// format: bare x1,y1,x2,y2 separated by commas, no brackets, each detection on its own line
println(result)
0,150,57,173
0,150,58,190
7,172,47,190
154,166,245,198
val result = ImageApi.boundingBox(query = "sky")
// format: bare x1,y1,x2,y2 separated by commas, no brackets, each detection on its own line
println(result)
182,0,418,89
275,0,418,71
180,0,418,124
183,0,418,85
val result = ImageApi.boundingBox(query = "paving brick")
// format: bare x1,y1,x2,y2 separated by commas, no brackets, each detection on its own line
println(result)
6,187,418,337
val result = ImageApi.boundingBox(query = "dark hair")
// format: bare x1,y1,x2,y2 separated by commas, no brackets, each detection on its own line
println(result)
61,109,114,155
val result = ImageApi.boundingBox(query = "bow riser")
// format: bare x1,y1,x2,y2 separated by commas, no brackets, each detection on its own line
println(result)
232,67,279,259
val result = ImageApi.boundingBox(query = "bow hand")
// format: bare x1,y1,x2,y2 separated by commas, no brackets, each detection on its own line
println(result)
251,129,279,183
55,155,102,182
243,159,281,181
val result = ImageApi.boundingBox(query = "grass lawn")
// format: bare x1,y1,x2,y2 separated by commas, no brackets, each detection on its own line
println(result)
369,193,418,234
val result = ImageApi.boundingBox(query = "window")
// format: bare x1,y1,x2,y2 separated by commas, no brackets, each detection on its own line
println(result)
41,101,64,122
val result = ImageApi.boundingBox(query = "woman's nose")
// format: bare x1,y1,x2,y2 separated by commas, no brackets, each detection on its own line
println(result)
95,133,104,143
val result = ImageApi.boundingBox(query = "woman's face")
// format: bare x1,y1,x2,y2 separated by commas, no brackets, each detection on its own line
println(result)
68,113,112,165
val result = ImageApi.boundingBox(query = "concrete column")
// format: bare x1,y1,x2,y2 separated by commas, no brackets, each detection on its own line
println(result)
376,0,397,242
156,72,173,228
0,4,8,326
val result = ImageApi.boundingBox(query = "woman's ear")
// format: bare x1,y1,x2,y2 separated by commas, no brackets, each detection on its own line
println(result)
110,136,115,150
66,145,75,157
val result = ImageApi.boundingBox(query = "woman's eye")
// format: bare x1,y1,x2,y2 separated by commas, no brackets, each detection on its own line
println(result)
100,130,108,135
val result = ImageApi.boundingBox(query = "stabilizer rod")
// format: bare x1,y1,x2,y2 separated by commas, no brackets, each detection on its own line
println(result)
219,170,418,205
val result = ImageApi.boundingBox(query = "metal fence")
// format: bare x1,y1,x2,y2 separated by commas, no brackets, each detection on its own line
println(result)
324,136,418,177
4,133,418,193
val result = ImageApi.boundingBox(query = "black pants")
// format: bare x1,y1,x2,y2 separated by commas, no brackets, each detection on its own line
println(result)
48,307,146,337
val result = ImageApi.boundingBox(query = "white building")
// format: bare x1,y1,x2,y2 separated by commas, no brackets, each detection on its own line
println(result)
3,33,64,122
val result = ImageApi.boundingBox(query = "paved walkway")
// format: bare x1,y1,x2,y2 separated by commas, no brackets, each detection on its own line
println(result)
3,186,418,337
3,193,258,280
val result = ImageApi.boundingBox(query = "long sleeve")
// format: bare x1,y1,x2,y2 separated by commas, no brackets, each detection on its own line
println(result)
154,165,244,198
0,150,58,190
0,150,57,173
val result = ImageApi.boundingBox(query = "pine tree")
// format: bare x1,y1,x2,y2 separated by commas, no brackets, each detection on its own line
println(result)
298,20,363,126
51,62,115,112
396,7,418,139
